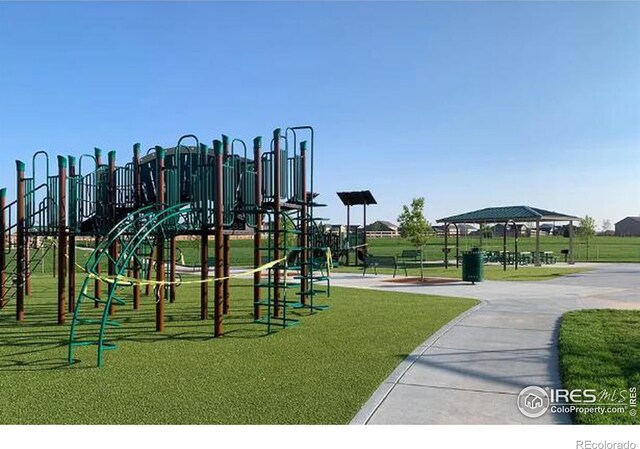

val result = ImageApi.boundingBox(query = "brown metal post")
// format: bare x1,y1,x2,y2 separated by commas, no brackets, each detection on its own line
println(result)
535,219,541,267
132,143,141,309
68,156,76,313
16,161,26,321
363,203,367,252
503,220,508,271
253,137,262,320
67,156,78,313
272,129,281,318
444,222,449,269
515,224,519,271
0,188,6,308
222,135,230,315
199,143,209,320
346,205,350,266
213,139,223,336
107,151,117,315
155,147,166,332
300,141,308,306
57,156,67,324
455,224,460,269
568,220,575,264
94,148,102,307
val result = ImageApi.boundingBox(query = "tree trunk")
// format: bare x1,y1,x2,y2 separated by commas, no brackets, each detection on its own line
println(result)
420,246,425,280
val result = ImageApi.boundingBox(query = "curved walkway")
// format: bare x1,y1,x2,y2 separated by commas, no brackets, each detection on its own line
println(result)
331,264,640,424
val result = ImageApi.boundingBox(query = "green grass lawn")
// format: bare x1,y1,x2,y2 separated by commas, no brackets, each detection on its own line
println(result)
362,235,640,263
121,234,639,269
0,274,477,424
334,264,590,281
559,309,640,425
16,234,637,281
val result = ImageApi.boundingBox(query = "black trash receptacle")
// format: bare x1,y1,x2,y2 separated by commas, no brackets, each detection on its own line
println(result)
462,249,484,284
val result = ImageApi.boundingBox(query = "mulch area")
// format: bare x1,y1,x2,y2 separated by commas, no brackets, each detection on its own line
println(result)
383,277,462,285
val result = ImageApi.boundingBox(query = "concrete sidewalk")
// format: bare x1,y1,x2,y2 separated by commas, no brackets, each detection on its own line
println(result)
332,264,640,424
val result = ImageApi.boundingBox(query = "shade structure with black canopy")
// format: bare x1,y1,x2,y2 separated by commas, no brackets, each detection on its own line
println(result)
437,206,580,270
336,191,377,266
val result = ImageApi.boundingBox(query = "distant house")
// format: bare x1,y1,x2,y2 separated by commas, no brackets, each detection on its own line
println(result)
366,221,398,232
615,217,640,237
328,224,362,234
433,224,478,236
366,220,399,237
492,223,531,237
539,223,561,234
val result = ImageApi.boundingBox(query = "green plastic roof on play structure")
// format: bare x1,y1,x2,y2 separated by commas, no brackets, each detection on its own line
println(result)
437,206,579,224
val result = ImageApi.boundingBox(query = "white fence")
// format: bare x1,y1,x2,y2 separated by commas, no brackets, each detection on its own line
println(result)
365,230,399,238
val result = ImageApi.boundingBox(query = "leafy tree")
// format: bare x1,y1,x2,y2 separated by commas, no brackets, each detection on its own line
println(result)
578,215,597,260
397,197,433,279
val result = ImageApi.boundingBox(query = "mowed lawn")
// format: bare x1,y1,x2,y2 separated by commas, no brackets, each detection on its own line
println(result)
170,235,640,268
559,309,640,425
334,264,590,282
0,274,477,424
362,235,640,263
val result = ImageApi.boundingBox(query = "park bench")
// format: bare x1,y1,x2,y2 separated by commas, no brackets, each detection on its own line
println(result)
363,255,407,278
398,249,421,263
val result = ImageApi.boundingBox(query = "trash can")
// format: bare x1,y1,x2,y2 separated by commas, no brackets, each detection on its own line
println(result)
462,248,484,284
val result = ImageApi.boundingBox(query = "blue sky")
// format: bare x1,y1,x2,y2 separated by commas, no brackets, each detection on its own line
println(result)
0,1,638,228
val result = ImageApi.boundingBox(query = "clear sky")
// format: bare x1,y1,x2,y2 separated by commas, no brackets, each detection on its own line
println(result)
0,1,638,229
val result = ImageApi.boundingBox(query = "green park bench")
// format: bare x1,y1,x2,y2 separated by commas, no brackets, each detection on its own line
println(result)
398,249,421,264
363,255,407,278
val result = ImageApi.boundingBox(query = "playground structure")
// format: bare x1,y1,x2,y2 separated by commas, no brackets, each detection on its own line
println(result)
0,126,330,367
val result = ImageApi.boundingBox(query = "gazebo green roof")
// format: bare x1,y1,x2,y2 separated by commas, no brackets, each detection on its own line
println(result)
437,206,579,224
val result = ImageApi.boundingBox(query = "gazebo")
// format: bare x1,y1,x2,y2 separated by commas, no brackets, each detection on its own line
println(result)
436,206,580,270
336,190,377,265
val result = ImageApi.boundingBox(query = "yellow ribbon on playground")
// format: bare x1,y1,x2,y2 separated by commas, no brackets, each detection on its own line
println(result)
325,247,332,276
76,257,288,287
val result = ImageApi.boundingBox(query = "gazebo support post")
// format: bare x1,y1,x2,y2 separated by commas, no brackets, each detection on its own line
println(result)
363,203,367,258
568,220,575,264
503,220,518,271
346,205,350,266
503,222,507,272
535,219,541,267
514,225,518,271
444,222,449,269
455,224,459,269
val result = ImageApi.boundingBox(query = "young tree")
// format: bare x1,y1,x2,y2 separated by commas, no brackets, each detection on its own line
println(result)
578,215,597,260
397,197,433,279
